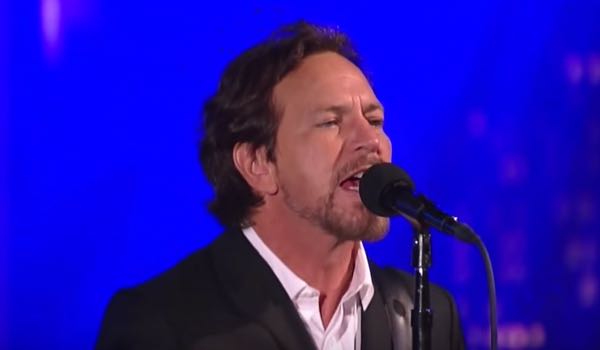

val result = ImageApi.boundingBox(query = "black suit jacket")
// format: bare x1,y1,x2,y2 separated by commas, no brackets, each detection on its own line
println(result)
96,230,465,350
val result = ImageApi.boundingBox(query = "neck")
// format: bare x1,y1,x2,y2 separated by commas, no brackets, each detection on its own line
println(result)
252,218,357,292
251,209,359,327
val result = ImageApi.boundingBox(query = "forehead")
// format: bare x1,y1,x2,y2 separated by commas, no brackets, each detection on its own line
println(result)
273,52,379,112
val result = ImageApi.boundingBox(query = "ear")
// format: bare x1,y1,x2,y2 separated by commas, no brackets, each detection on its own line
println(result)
232,142,278,196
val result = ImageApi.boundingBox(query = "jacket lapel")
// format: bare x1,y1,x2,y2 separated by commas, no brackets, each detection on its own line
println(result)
361,282,394,350
208,230,317,350
369,262,413,350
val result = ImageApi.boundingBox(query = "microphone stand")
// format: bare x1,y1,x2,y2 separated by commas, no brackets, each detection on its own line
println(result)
411,226,432,350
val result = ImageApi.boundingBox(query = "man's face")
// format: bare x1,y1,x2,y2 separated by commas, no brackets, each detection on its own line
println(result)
271,52,392,242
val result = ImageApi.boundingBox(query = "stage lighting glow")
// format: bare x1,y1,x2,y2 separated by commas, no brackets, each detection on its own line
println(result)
589,53,600,85
565,54,584,85
41,0,61,59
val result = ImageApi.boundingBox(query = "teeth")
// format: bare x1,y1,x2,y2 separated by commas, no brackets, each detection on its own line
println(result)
355,171,364,179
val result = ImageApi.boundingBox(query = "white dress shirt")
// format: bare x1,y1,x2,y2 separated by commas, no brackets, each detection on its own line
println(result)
242,227,375,350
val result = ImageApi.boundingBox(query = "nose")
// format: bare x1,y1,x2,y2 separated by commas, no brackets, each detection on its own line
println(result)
348,114,383,155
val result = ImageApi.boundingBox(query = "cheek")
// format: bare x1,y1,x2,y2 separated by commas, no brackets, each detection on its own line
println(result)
296,145,336,179
380,133,393,161
276,120,326,189
279,137,339,188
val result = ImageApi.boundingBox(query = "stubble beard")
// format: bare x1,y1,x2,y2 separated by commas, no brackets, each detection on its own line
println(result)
281,183,390,242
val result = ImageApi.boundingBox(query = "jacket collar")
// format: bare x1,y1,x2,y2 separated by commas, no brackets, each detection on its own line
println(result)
209,229,317,350
208,229,395,350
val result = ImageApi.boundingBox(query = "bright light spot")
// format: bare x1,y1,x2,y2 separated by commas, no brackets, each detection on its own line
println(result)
576,193,596,223
498,230,527,282
453,240,472,283
468,322,547,348
553,194,571,224
503,324,529,349
565,54,584,85
589,53,600,85
529,323,546,348
500,154,528,185
565,237,597,270
41,0,61,59
579,273,598,308
467,110,487,138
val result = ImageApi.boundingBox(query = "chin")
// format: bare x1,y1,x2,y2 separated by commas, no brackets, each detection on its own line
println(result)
324,204,390,242
358,215,390,242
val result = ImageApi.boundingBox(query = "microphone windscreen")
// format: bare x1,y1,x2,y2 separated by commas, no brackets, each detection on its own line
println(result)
359,163,414,217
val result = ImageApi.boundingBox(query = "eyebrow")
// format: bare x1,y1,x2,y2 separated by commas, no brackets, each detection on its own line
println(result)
363,102,384,114
317,102,384,115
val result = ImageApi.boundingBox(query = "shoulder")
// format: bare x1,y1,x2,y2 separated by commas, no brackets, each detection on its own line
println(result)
116,229,244,306
127,246,215,305
371,264,455,306
96,234,239,349
369,263,466,350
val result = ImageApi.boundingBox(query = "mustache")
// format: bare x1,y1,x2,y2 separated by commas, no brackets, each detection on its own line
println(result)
335,153,384,185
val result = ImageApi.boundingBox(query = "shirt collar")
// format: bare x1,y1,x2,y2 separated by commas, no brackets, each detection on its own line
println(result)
242,226,375,310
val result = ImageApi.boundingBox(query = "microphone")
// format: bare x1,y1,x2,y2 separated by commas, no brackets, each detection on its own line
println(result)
359,162,477,244
359,163,498,350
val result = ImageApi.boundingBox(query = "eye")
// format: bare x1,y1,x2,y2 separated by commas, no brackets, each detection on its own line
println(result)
368,117,385,128
318,118,341,128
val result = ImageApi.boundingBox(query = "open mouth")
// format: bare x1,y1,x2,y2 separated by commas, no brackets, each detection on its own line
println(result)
339,170,365,192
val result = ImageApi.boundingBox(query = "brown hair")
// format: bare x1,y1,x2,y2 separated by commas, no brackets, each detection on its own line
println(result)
199,21,361,228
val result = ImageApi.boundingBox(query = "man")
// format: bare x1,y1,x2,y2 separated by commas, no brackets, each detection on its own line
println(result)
96,21,465,350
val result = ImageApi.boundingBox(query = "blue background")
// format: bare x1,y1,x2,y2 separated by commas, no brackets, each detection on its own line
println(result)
2,0,600,349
